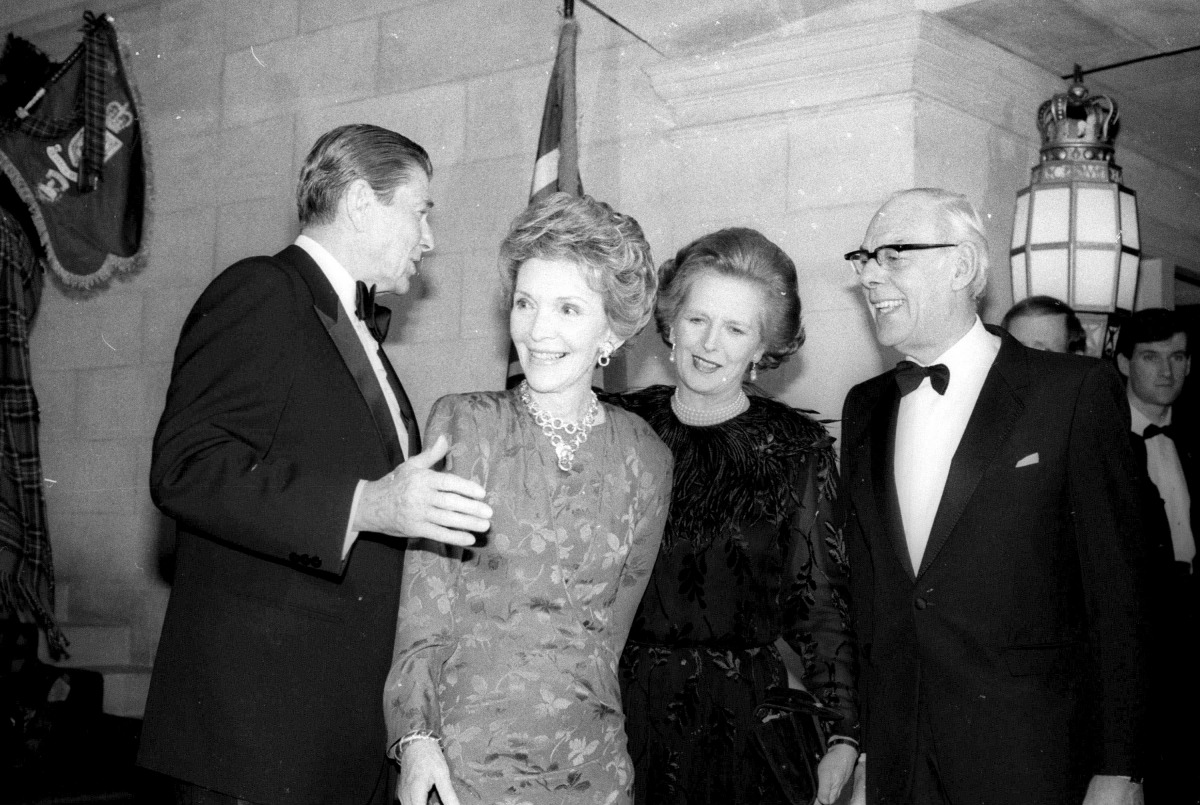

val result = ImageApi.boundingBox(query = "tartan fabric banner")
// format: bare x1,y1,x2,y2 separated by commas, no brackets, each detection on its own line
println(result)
0,204,65,656
0,12,147,289
508,15,583,389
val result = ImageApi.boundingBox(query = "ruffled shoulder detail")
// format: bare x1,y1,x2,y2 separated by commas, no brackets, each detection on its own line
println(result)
604,385,837,549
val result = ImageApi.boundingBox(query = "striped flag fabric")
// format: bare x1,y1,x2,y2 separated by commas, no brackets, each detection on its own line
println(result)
529,16,581,202
507,14,582,388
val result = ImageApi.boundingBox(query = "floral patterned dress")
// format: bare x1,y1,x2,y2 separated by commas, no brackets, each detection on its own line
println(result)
385,390,672,805
606,386,859,805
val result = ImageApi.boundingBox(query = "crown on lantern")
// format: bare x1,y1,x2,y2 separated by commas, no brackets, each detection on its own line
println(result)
1033,65,1123,184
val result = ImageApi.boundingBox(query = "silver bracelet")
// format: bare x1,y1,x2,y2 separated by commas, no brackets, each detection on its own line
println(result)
396,729,442,753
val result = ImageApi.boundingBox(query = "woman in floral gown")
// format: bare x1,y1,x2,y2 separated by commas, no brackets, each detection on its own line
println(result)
385,193,671,805
607,228,860,805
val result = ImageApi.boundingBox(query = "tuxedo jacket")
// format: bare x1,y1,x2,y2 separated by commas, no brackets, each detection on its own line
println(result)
1130,422,1198,575
841,329,1150,805
139,245,416,805
1131,422,1198,631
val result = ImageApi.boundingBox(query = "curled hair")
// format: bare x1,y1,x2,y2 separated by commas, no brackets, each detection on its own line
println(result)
892,188,990,301
499,192,657,342
296,124,432,227
1116,307,1190,358
1002,295,1086,354
655,228,803,372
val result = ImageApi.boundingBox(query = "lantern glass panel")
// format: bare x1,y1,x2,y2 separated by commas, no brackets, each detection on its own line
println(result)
1028,248,1069,300
1075,186,1118,244
1011,252,1028,302
1117,252,1139,310
1074,248,1118,309
1012,192,1030,249
1029,186,1070,244
1120,189,1140,250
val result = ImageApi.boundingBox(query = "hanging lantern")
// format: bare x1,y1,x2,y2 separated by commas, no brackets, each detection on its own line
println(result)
1010,66,1140,314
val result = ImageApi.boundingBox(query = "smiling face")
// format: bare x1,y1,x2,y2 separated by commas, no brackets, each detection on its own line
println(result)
1118,332,1191,414
510,257,618,417
359,171,435,295
858,194,976,363
671,271,767,407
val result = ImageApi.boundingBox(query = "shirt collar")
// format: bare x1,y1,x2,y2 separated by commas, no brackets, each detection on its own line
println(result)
295,234,357,315
907,316,1000,376
1129,399,1172,435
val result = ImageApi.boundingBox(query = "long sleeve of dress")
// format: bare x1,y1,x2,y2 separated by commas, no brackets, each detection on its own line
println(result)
779,439,860,741
384,396,469,758
608,445,672,652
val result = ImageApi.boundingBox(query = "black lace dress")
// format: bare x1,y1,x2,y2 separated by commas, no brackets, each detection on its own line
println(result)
606,385,859,805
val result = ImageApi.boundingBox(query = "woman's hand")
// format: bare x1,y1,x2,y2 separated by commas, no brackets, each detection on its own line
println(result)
398,739,461,805
814,743,859,804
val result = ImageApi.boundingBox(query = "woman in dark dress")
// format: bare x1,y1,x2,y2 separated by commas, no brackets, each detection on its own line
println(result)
609,228,859,805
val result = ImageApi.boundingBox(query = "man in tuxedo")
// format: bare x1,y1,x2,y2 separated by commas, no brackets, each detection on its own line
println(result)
138,125,493,805
1115,308,1196,804
840,188,1149,805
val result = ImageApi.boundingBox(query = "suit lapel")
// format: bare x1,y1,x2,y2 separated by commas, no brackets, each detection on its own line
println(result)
851,375,918,580
283,246,404,466
873,382,917,580
917,331,1027,577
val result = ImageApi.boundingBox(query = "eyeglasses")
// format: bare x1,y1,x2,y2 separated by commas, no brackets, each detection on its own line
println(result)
843,243,959,274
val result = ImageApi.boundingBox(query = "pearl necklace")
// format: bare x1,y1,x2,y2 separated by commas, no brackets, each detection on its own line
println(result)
519,381,599,471
671,388,749,427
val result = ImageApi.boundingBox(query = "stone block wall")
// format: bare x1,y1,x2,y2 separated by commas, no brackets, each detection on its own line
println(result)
3,1,1196,700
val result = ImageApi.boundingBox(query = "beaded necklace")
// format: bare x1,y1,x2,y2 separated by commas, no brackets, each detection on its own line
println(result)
519,380,600,471
671,388,749,427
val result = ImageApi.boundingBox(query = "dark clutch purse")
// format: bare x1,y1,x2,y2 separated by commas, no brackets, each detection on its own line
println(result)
752,687,843,805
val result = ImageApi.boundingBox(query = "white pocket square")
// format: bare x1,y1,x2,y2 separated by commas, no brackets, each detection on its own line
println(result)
1015,452,1039,468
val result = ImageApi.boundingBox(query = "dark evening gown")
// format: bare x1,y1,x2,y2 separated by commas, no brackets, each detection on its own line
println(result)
605,385,859,805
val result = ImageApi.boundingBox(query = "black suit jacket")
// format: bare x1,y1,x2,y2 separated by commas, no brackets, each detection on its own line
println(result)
138,245,416,804
841,329,1150,805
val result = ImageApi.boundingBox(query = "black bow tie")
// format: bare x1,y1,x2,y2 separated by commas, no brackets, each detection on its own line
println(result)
1143,423,1177,442
894,360,950,396
355,281,391,343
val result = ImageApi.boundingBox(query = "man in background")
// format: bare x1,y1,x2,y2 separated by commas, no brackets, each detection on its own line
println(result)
1001,294,1086,354
1115,307,1196,805
139,125,492,805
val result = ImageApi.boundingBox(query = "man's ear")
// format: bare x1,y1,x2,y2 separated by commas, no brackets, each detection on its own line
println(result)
343,179,374,232
1116,353,1130,379
949,242,981,293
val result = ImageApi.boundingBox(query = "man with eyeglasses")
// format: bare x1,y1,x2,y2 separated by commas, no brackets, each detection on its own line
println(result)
839,188,1150,805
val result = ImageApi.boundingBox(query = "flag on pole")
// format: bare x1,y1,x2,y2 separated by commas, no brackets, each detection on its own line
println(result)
507,13,582,389
530,17,581,203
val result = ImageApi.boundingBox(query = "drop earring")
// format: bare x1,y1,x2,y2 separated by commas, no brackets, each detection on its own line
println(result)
749,361,757,382
597,344,612,368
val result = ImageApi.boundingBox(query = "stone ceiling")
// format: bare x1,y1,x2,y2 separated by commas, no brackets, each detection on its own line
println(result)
599,0,1200,176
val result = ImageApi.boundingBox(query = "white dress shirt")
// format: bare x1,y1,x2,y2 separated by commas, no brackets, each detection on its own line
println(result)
295,235,410,558
1130,403,1195,566
894,317,1001,571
